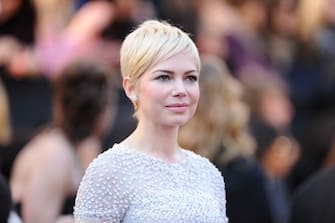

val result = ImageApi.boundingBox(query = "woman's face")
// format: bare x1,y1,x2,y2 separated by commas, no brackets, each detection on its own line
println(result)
136,52,200,128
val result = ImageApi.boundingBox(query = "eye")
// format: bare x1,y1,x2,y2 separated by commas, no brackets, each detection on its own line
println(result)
185,75,198,82
155,74,171,81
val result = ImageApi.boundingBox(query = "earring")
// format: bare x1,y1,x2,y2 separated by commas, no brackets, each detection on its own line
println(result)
131,95,138,102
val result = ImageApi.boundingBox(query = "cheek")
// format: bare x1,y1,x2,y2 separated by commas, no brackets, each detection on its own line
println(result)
139,83,167,108
190,87,200,105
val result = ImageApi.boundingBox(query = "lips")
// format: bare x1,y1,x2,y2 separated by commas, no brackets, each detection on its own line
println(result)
165,103,189,113
166,102,189,107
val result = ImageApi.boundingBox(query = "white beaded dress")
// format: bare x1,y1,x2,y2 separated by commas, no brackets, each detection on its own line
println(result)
74,143,228,223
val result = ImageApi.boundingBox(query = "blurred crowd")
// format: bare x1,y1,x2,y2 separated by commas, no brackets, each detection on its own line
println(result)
0,0,335,222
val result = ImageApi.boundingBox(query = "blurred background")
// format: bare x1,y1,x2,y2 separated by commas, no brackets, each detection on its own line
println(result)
1,0,335,223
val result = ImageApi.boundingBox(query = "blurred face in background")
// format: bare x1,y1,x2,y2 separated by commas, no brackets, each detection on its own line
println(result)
271,0,297,36
259,87,294,130
240,0,268,31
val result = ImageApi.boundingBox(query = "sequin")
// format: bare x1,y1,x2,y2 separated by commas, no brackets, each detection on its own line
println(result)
74,143,228,223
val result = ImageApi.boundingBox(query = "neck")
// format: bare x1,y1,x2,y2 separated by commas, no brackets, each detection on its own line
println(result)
123,121,183,163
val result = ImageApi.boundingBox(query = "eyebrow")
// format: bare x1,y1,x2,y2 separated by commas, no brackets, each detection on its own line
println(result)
153,69,198,74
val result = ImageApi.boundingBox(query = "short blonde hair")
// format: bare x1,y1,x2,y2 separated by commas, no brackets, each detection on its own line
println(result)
120,20,200,85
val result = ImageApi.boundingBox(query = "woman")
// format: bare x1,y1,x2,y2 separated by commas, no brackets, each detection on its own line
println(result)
74,20,228,223
10,60,115,223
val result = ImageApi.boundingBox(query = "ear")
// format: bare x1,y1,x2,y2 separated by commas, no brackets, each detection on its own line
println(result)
123,77,137,101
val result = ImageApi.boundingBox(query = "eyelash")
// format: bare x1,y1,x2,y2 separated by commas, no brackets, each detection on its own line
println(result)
156,74,170,81
186,75,198,82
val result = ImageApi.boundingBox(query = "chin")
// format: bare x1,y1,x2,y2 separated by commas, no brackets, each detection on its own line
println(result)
166,117,191,127
157,112,194,127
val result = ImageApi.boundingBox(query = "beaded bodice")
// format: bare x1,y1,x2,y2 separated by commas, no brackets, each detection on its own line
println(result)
74,143,228,223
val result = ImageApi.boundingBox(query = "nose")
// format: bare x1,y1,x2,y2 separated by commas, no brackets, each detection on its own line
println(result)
172,79,186,97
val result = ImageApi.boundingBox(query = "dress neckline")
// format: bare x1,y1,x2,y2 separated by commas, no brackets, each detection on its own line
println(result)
114,143,192,167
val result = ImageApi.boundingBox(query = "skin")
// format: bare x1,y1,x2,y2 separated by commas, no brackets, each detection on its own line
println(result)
10,131,102,223
10,130,82,223
122,52,200,163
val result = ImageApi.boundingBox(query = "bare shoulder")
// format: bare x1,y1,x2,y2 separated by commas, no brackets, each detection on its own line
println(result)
13,130,74,176
10,130,74,200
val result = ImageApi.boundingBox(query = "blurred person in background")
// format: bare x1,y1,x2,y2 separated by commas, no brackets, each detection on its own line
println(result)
4,0,157,79
266,0,298,75
0,0,35,46
290,114,335,222
289,160,335,223
241,72,294,134
284,0,335,191
194,0,238,59
250,120,300,223
234,63,299,223
10,60,116,223
0,0,52,180
32,0,116,79
0,0,119,181
179,55,273,223
0,0,38,78
241,72,301,197
223,0,275,78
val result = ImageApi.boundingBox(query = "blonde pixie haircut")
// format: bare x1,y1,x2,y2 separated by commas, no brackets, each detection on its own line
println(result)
120,20,201,85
